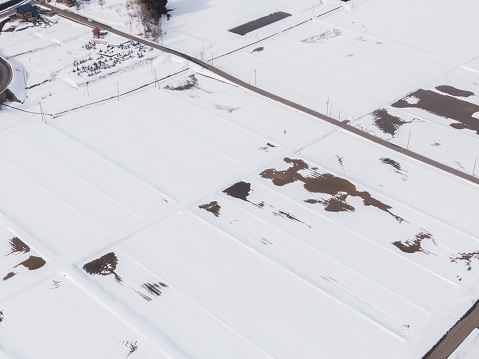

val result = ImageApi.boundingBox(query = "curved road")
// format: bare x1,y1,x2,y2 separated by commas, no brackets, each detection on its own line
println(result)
9,2,479,357
0,56,13,96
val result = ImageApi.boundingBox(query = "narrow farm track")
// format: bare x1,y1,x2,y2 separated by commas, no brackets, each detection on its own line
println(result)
38,2,479,187
423,300,479,359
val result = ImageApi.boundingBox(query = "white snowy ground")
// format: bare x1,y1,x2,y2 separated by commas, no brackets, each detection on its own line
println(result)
450,329,479,359
53,0,479,175
1,1,479,359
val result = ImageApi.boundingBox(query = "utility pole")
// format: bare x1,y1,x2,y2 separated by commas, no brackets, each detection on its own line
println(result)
254,70,257,87
117,82,120,101
407,130,411,149
473,155,478,176
86,81,89,97
326,98,329,116
154,69,158,88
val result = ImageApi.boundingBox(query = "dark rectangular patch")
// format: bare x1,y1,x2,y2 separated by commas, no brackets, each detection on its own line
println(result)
229,12,291,36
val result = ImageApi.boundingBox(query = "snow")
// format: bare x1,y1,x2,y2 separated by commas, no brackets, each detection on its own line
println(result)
1,0,479,358
450,329,479,359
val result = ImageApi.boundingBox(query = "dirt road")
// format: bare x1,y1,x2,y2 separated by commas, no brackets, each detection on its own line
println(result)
37,2,479,189
423,300,479,358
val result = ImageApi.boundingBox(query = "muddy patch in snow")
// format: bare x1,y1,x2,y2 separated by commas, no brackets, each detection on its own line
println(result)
83,252,123,283
142,282,168,296
199,201,221,217
7,237,30,255
252,47,264,53
380,157,408,179
260,158,403,221
392,89,479,135
0,310,3,323
393,232,434,254
3,272,15,280
380,157,402,172
223,181,252,201
301,29,342,44
15,256,46,271
371,108,410,136
435,85,474,98
450,251,479,271
223,181,310,227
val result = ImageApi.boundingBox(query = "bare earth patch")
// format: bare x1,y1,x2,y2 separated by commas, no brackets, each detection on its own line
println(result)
142,282,168,296
199,201,222,217
393,232,434,254
260,157,403,221
435,85,474,98
223,180,310,227
392,89,479,135
83,252,123,283
371,108,411,137
451,252,479,271
7,237,30,255
14,256,46,271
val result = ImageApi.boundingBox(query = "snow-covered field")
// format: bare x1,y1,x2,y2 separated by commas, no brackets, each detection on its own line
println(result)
66,0,479,175
1,0,479,358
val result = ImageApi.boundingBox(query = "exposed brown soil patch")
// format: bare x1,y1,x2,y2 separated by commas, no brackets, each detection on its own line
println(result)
199,201,221,217
393,232,433,254
83,252,123,283
392,89,479,135
3,272,15,281
305,194,355,212
165,75,198,91
450,251,479,271
252,47,264,53
379,157,407,178
14,256,46,270
8,237,30,255
142,282,168,296
223,181,251,201
371,108,410,136
435,85,474,98
223,179,311,227
260,158,403,221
